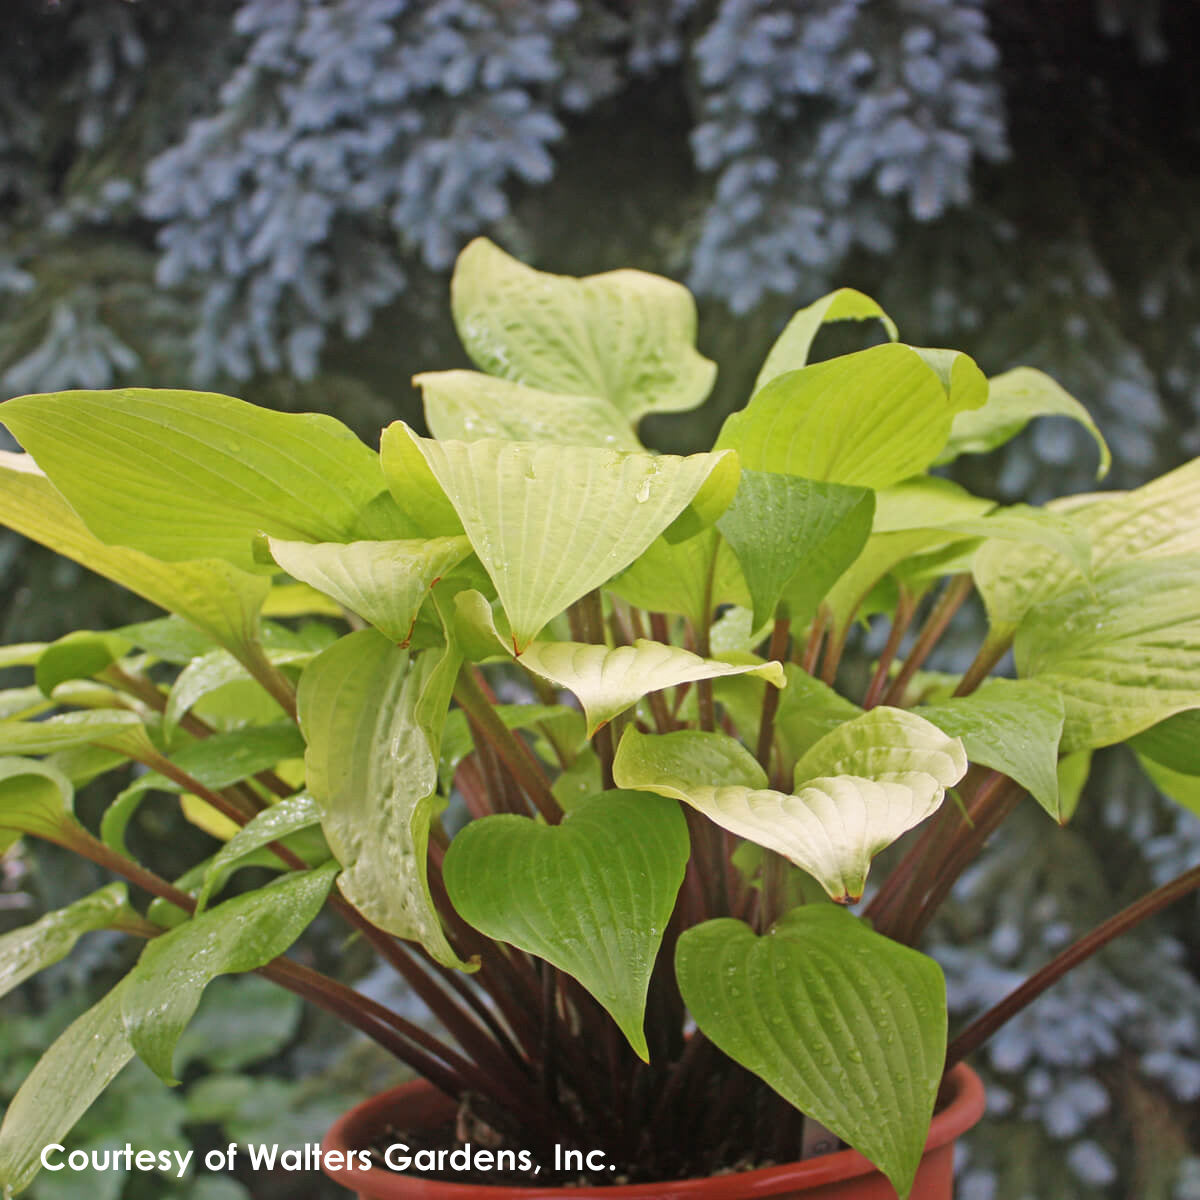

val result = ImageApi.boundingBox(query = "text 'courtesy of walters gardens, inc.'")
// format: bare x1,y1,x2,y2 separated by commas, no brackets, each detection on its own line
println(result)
38,1140,618,1180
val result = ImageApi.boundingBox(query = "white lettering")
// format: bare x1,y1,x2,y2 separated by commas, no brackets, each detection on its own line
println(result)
39,1145,64,1172
245,1144,277,1170
384,1144,411,1171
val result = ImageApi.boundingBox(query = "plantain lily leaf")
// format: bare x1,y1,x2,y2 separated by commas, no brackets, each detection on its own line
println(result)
615,715,965,902
1137,753,1200,819
793,706,968,790
443,790,688,1060
0,981,136,1194
450,238,716,424
974,457,1200,633
0,883,133,1001
386,425,736,650
607,527,750,634
123,864,337,1084
716,343,967,489
1057,750,1093,823
917,680,1066,820
298,629,469,969
0,389,407,572
34,631,131,697
676,909,946,1200
195,795,323,912
937,366,1111,477
1128,709,1200,775
268,535,472,646
0,452,271,665
717,471,874,628
515,639,786,737
416,370,640,449
909,346,988,415
753,288,898,392
164,647,310,732
0,711,154,760
1016,558,1200,753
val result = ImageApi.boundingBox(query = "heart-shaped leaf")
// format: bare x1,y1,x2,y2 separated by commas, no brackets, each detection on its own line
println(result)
753,288,898,392
1,389,407,571
793,707,969,794
917,680,1066,820
717,471,874,627
443,790,688,1059
515,639,785,737
716,344,965,489
616,714,964,901
417,370,640,449
937,366,1111,477
676,909,946,1200
451,238,716,424
384,425,736,650
268,535,472,646
298,628,468,968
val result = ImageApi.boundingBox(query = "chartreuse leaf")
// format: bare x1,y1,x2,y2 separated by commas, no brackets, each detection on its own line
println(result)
417,371,640,450
268,535,472,646
0,711,154,759
450,238,716,424
443,791,688,1060
0,979,136,1194
0,643,45,669
974,457,1200,633
937,366,1111,478
0,452,270,663
385,425,736,650
0,389,407,572
196,795,323,912
1016,558,1200,752
909,346,988,416
717,471,874,627
617,713,964,902
1128,709,1200,775
515,640,786,737
793,707,968,793
1137,753,1200,819
753,288,898,391
1057,751,1092,823
122,863,337,1084
0,883,133,1000
676,908,946,1200
917,680,1066,819
607,528,750,633
716,344,969,489
298,628,468,968
34,631,131,697
450,591,782,735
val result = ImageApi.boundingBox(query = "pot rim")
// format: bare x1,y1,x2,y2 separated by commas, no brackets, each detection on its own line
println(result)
321,1062,985,1198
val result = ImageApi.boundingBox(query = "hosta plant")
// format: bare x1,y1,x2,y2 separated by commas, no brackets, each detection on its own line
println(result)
2,241,1200,1199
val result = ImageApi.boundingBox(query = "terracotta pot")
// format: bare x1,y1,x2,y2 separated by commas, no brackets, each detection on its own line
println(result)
322,1063,985,1200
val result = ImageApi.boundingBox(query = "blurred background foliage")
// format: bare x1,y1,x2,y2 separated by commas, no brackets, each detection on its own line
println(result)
3,0,1200,1196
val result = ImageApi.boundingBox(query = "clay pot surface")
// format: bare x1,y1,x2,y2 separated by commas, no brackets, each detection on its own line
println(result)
322,1062,985,1200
